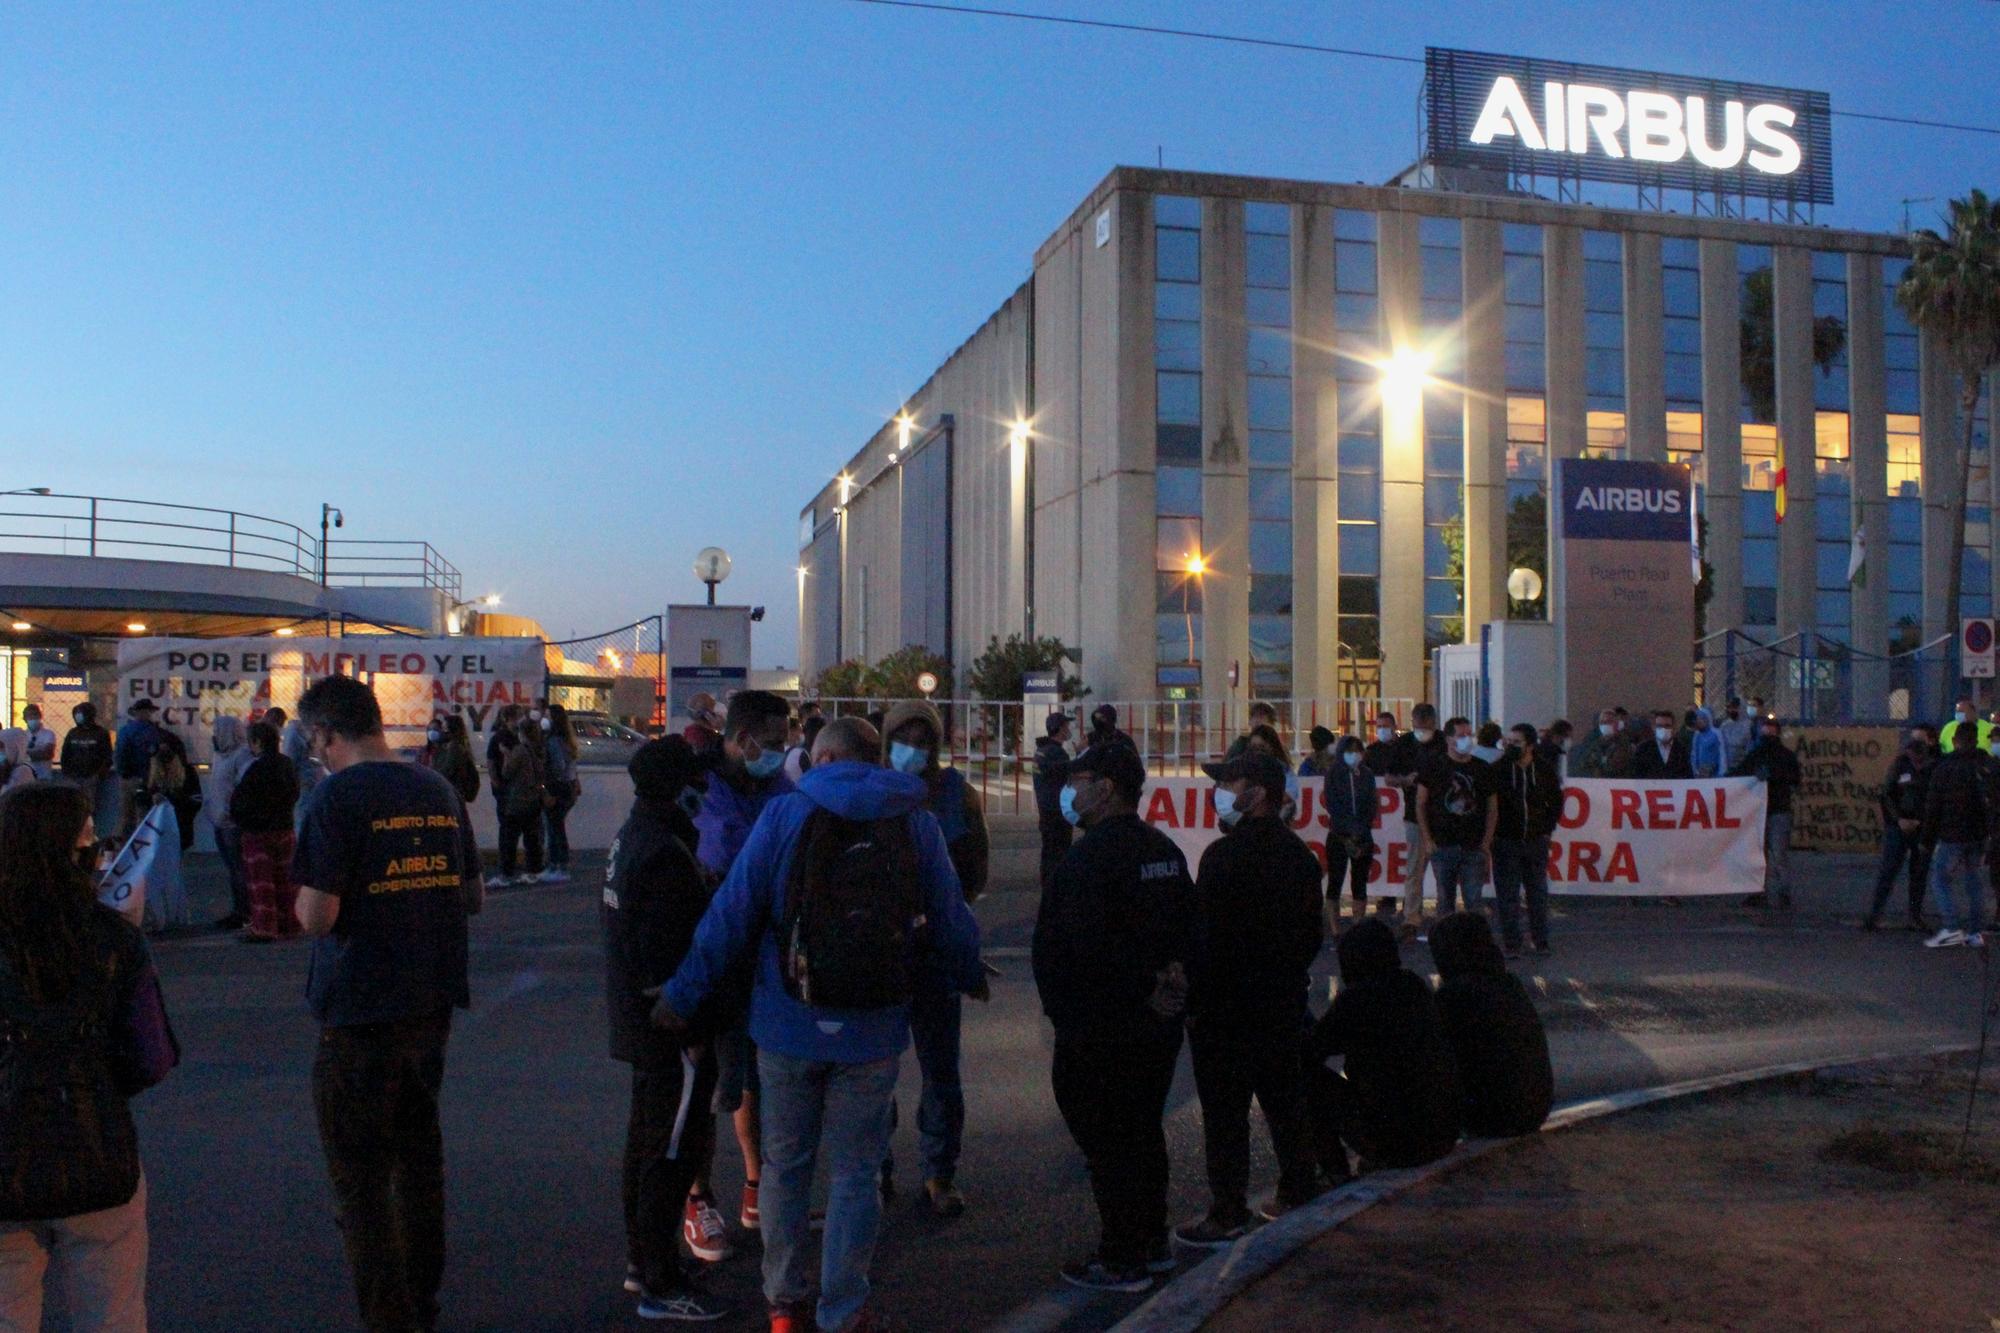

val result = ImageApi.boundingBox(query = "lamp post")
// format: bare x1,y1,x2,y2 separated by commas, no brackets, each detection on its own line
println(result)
319,503,344,585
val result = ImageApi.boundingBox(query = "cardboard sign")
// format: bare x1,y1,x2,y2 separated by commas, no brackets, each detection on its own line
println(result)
1790,726,1899,852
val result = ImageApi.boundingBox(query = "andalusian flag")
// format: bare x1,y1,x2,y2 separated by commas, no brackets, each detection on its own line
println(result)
1773,433,1788,524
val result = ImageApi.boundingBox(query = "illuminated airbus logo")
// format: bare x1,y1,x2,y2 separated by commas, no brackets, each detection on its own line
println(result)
1468,75,1802,175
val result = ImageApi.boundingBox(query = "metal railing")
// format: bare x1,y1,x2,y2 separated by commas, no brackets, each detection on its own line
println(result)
1698,627,1955,724
0,492,461,597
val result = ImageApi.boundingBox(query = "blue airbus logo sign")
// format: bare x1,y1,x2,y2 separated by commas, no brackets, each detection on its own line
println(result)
1559,458,1694,541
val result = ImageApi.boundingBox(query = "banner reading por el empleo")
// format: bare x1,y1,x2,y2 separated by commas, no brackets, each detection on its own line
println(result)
116,636,546,763
1140,776,1766,897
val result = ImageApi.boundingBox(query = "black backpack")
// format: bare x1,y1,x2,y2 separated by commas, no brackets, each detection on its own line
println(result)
778,812,927,1010
0,962,140,1221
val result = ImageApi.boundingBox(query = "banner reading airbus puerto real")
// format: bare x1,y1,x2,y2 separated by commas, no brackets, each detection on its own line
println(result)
116,636,546,763
1140,776,1766,897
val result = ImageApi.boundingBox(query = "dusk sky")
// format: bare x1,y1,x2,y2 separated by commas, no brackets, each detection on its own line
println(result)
4,2,1994,666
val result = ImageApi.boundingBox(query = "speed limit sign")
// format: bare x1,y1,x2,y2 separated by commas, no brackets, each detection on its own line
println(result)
916,671,939,696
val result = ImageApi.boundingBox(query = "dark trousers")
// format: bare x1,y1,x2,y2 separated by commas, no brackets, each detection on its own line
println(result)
1869,823,1931,924
312,1011,452,1333
498,807,544,878
1491,835,1552,949
896,987,964,1184
215,826,250,919
544,789,576,869
625,1052,718,1295
1050,1027,1180,1266
1037,812,1072,890
1325,847,1371,908
1189,1016,1317,1222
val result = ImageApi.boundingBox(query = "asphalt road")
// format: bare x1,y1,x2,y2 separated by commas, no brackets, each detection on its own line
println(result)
133,820,1993,1332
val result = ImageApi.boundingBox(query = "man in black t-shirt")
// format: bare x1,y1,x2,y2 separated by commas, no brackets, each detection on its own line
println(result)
292,675,481,1333
1414,717,1498,921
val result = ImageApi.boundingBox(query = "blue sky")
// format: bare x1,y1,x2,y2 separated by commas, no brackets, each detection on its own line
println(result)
3,2,1994,665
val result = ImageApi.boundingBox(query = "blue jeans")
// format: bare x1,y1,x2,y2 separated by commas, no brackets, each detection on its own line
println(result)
1491,836,1551,949
896,988,963,1185
759,1049,901,1331
1931,842,1987,934
1428,845,1487,915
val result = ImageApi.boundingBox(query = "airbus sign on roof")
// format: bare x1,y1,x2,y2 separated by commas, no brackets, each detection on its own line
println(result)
1426,48,1833,206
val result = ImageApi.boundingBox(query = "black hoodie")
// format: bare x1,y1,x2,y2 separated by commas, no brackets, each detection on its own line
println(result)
1305,918,1460,1168
602,795,714,1067
1429,913,1554,1138
1189,814,1323,1022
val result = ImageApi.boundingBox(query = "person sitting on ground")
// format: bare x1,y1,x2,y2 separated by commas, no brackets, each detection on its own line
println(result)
1427,912,1553,1138
1303,917,1460,1180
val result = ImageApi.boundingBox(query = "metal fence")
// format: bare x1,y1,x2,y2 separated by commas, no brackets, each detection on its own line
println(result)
808,696,1416,815
1697,629,1956,725
544,618,665,732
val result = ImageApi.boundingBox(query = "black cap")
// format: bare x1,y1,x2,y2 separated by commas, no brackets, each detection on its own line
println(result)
629,737,709,802
1045,710,1072,737
129,699,158,714
1069,740,1146,800
1308,725,1336,754
1202,748,1289,803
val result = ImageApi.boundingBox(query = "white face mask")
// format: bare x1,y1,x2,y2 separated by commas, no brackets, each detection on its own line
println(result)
1375,726,1394,744
1342,750,1362,768
1599,722,1616,737
1655,726,1673,743
1212,786,1243,828
1453,735,1474,755
1413,728,1435,744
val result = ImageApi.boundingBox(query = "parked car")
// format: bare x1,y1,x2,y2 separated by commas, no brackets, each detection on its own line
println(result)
568,711,648,767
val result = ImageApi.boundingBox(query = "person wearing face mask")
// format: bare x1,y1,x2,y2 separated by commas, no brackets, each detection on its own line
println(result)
1632,709,1693,779
1535,719,1572,777
599,738,730,1323
482,704,524,890
1685,708,1725,778
1864,723,1937,932
1378,705,1445,928
541,704,581,885
1492,724,1561,957
1321,736,1378,927
1731,715,1802,910
1716,698,1755,773
686,689,796,1259
20,706,55,781
1033,713,1076,889
1034,742,1198,1291
878,699,989,1216
1919,720,1994,947
1566,707,1620,779
1414,718,1498,922
498,715,550,886
59,702,118,839
1174,749,1323,1249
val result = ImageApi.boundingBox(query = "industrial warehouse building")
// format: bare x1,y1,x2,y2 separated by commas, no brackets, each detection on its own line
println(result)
798,60,1988,715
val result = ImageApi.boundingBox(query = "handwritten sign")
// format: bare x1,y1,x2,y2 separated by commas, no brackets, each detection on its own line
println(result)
1790,726,1898,852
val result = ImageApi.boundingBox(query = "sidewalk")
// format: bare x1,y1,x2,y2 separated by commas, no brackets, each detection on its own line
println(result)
1201,1051,2000,1331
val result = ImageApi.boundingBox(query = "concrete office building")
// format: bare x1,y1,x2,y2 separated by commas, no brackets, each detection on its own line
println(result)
798,162,1988,711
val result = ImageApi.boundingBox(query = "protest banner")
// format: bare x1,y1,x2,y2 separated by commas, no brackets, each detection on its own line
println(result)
1790,726,1898,853
1140,775,1766,897
116,637,547,762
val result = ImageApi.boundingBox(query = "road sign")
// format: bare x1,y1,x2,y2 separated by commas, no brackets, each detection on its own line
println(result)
916,671,938,696
1964,618,1995,679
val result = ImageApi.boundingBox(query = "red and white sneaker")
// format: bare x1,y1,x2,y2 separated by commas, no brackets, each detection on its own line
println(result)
740,1180,761,1230
682,1194,734,1263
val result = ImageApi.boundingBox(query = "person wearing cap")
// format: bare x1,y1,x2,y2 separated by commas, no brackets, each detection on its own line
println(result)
1173,749,1323,1249
1033,711,1075,889
879,699,989,1216
1033,741,1198,1291
113,699,166,841
601,737,730,1323
1085,703,1137,755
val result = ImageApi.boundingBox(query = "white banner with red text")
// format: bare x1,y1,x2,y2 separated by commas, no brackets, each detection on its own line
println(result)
116,636,546,763
1139,776,1767,896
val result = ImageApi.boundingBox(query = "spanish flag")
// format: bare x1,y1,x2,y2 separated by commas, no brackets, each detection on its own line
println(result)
1773,432,1788,524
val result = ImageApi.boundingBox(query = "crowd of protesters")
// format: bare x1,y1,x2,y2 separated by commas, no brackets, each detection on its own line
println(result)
18,673,2000,1332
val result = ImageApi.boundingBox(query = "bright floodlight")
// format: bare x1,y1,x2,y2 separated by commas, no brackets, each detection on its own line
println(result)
1378,347,1433,398
1185,553,1206,576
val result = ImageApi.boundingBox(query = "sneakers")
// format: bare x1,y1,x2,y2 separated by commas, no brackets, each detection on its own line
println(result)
1924,928,1968,949
541,866,571,883
923,1178,965,1218
1171,1214,1248,1250
1970,933,1987,948
637,1288,729,1322
624,1265,643,1294
739,1181,760,1230
1059,1256,1152,1293
768,1305,810,1333
1256,1196,1304,1223
483,873,510,890
682,1195,734,1262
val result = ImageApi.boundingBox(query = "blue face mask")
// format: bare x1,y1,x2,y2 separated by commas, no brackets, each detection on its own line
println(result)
744,747,784,780
1342,750,1362,768
1059,784,1083,827
1212,787,1242,828
889,741,929,775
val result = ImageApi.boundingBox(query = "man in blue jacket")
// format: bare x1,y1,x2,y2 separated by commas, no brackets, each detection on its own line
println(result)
113,699,166,840
653,715,982,1333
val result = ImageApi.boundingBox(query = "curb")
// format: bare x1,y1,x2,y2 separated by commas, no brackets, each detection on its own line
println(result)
1107,1040,1974,1333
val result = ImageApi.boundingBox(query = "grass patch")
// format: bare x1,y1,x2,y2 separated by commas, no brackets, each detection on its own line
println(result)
1821,1124,2000,1185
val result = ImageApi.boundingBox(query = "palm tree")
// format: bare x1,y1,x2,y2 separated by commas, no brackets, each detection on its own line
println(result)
1898,190,2000,660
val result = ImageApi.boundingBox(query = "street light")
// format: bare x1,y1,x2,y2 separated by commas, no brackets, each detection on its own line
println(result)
1377,348,1433,402
1182,552,1206,665
319,503,344,585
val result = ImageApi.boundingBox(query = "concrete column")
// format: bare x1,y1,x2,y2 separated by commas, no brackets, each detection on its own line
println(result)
1622,230,1668,461
1847,254,1890,660
1921,327,1963,654
1375,211,1426,704
1699,238,1744,636
1543,225,1588,460
1774,246,1819,642
1201,197,1250,708
1294,202,1341,702
1461,217,1508,633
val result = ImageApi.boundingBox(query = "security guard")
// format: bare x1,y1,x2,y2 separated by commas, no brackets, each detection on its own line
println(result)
1033,742,1199,1293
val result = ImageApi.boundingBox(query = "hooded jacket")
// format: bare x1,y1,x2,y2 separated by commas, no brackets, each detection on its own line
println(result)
114,715,164,780
207,717,255,832
1189,813,1323,1022
693,764,795,879
1320,759,1378,845
1687,709,1726,778
1305,918,1461,1168
1494,749,1562,842
663,761,983,1065
1429,913,1553,1138
1923,747,1996,846
60,717,113,783
603,795,714,1067
1033,735,1071,819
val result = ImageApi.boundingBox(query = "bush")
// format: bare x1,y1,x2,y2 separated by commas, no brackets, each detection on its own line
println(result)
813,658,869,698
965,634,1085,702
866,644,954,699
